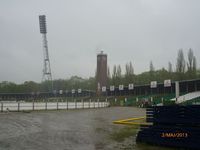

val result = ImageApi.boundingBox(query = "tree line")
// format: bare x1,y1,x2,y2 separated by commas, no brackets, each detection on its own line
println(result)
0,49,199,93
108,49,199,86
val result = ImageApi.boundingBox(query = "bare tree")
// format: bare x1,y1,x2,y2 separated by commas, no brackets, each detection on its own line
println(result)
116,65,122,78
107,66,111,85
149,60,155,72
125,61,134,84
112,65,117,85
187,48,194,72
116,65,122,85
176,49,185,73
125,63,129,77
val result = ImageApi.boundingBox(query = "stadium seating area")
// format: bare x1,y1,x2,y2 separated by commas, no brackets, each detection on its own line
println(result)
107,91,200,107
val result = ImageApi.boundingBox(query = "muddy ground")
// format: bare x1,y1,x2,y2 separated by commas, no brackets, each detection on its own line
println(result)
0,107,173,150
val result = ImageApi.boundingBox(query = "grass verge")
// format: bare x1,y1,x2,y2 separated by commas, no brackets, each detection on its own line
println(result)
110,126,140,142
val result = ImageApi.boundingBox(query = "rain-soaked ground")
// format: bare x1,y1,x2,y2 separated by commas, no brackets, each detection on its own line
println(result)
0,107,174,150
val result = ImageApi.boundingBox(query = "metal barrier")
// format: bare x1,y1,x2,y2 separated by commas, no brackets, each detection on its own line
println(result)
0,100,109,112
113,117,147,125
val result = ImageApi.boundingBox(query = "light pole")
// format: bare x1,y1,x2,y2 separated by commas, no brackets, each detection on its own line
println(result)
39,15,53,92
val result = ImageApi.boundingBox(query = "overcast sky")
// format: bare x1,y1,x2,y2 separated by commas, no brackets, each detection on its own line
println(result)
0,0,200,84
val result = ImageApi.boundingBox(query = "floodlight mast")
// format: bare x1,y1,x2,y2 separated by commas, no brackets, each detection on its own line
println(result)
39,15,53,91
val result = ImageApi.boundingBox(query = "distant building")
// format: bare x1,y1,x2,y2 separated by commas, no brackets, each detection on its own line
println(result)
96,51,107,94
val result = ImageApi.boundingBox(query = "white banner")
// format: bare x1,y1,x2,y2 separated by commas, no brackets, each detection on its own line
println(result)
128,83,134,90
71,89,75,94
119,85,124,90
59,90,63,94
164,79,171,87
110,85,115,91
102,86,107,92
150,81,157,88
78,89,82,93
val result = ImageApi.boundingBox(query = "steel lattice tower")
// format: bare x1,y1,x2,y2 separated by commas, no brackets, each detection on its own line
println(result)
39,15,53,91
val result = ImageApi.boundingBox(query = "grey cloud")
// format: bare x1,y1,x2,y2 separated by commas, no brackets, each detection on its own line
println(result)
0,0,200,83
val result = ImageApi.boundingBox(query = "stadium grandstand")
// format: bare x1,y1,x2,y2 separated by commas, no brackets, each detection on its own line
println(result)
0,79,200,106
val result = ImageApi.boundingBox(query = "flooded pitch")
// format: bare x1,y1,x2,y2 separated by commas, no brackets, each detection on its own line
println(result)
0,107,173,150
